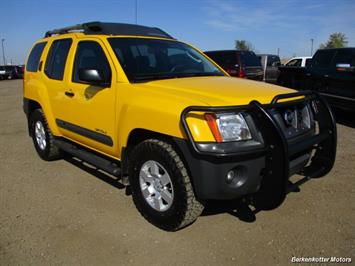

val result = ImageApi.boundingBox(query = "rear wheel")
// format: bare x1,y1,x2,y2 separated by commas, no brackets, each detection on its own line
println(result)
29,109,61,161
128,139,204,231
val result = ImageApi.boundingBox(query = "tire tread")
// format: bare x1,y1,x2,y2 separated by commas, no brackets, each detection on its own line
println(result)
129,139,204,231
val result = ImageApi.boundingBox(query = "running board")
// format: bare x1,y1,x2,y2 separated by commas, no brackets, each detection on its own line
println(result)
53,139,121,177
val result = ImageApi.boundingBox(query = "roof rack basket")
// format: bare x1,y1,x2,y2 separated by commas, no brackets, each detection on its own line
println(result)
45,21,174,39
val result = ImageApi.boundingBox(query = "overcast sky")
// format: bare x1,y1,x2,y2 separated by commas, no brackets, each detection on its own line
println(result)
1,0,355,64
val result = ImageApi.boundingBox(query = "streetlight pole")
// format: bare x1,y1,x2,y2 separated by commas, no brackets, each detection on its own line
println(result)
310,38,314,56
1,39,6,65
135,0,138,24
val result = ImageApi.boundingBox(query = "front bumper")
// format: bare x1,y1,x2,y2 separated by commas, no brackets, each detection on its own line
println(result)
178,91,337,208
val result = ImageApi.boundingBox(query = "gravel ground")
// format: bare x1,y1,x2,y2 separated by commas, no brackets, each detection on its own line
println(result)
0,80,354,265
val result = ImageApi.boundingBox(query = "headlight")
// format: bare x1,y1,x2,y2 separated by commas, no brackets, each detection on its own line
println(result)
205,113,252,142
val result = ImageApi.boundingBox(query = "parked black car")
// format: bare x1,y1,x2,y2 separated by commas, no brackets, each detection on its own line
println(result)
204,50,264,80
277,48,355,111
0,65,24,79
257,54,281,83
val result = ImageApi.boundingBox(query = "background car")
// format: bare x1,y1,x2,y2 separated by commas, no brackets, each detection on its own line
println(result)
284,56,312,67
204,50,264,80
257,54,281,83
0,65,24,79
277,48,355,111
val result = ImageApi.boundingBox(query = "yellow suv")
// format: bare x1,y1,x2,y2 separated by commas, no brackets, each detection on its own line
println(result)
23,22,337,231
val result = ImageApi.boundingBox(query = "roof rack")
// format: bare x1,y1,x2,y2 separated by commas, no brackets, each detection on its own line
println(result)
45,21,174,39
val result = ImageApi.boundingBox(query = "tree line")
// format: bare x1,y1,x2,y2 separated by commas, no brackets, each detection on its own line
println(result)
235,32,349,51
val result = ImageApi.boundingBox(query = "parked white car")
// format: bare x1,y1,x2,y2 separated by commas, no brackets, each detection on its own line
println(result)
284,56,312,67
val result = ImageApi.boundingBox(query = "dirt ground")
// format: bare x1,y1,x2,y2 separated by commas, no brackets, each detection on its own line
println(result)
0,80,354,266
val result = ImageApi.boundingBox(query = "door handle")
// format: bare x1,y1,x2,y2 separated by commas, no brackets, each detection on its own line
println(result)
38,61,43,71
65,91,75,97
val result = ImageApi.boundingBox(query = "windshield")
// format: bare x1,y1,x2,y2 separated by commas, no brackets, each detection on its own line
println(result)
108,38,224,82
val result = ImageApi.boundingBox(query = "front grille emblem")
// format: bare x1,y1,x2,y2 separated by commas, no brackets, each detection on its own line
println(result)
284,109,297,128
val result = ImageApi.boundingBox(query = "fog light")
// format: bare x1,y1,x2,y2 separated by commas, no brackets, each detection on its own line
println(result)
226,170,235,183
226,166,247,186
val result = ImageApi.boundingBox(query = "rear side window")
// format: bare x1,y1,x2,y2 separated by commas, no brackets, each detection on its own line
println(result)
26,42,47,72
45,39,72,80
313,50,335,68
333,50,355,66
267,56,280,66
240,51,261,67
286,59,302,67
72,41,111,84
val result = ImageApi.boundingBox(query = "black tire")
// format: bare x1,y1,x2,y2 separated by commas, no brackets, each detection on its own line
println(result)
128,139,204,231
29,109,61,161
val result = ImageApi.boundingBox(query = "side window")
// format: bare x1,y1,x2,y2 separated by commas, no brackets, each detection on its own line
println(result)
333,50,355,66
45,39,72,80
313,50,335,68
26,42,47,72
72,41,112,84
286,59,301,67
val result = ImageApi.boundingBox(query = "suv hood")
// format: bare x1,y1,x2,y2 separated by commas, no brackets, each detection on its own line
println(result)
138,76,294,106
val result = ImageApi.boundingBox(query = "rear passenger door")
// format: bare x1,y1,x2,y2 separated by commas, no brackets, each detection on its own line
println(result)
328,49,355,98
309,50,336,92
63,39,117,156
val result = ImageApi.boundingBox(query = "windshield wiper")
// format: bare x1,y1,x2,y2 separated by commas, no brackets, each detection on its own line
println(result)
131,72,224,83
132,74,179,83
177,72,224,77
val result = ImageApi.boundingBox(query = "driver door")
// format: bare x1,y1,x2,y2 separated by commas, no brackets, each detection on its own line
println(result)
59,39,117,156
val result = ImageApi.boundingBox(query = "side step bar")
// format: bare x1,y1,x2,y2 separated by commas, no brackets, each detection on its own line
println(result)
53,139,121,177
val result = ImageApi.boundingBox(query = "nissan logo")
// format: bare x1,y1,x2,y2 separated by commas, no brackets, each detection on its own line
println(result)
284,109,296,127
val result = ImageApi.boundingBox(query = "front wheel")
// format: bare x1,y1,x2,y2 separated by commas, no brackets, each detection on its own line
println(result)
128,139,204,231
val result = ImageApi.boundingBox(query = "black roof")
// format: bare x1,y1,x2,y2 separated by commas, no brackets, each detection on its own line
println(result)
45,21,174,39
317,47,355,51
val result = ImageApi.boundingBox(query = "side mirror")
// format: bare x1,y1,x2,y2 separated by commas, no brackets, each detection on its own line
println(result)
78,68,110,87
272,62,281,67
336,63,355,73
